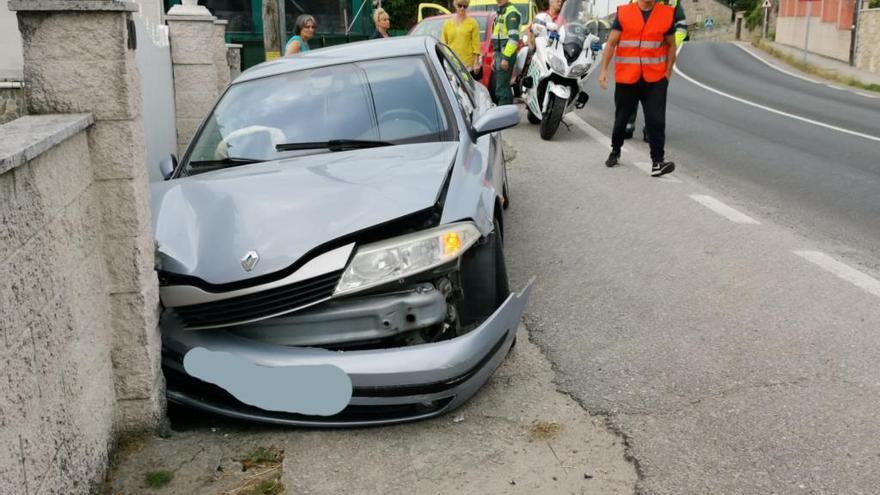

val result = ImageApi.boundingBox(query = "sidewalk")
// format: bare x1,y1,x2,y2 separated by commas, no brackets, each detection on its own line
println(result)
761,40,880,87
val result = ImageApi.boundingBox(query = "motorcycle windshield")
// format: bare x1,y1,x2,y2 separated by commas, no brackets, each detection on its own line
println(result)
559,1,594,58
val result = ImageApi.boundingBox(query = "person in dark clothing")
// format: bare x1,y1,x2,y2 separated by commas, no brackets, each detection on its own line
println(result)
598,0,677,177
623,0,687,141
371,8,391,39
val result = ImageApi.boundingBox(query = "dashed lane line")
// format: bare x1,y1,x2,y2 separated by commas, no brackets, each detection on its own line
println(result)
794,250,880,299
673,64,880,144
689,194,761,224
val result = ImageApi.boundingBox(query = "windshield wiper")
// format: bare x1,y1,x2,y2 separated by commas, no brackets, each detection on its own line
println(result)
275,139,393,152
188,157,265,167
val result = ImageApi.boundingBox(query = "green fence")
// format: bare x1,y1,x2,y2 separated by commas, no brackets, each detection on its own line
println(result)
164,0,378,70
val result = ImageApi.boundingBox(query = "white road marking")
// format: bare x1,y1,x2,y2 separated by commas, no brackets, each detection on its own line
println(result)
794,250,880,299
566,114,682,181
731,43,880,99
674,64,880,144
689,194,760,224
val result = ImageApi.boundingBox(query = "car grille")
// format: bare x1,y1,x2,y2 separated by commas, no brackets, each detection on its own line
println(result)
172,270,343,329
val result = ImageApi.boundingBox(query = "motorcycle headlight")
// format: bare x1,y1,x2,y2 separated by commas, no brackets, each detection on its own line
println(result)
334,222,482,296
569,64,589,77
548,55,566,74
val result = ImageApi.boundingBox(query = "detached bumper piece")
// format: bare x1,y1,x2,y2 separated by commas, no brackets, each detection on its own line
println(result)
162,281,533,427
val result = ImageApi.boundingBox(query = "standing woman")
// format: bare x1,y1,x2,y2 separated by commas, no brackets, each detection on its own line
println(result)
371,8,392,39
285,15,316,55
441,1,481,75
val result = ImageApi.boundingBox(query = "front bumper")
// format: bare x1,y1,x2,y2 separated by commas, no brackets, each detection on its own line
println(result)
162,281,532,427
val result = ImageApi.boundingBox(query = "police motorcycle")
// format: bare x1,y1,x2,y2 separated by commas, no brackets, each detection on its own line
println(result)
519,0,602,140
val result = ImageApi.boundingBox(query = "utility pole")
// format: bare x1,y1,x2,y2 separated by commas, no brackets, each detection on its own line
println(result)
762,0,771,39
803,0,812,64
850,0,864,66
262,0,281,60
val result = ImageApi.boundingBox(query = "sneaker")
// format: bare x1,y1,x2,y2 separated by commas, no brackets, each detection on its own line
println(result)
605,150,621,167
651,161,675,177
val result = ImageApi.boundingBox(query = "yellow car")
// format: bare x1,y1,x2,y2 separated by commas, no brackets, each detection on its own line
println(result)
418,0,538,28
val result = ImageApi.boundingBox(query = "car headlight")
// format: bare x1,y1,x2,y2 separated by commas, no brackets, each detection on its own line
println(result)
334,222,482,296
548,55,566,74
569,63,589,77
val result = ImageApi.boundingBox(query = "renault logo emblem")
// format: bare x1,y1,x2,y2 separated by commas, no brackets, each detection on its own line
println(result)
241,250,260,272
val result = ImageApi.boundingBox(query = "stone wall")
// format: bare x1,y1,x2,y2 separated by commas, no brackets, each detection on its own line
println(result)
855,9,880,73
681,0,734,29
0,86,25,125
776,15,852,61
0,114,117,495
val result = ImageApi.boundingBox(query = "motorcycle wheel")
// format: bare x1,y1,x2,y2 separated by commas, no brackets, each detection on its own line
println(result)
539,94,566,140
527,108,541,124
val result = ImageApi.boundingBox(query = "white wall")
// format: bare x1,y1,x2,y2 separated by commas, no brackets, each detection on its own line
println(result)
0,4,24,81
776,16,852,62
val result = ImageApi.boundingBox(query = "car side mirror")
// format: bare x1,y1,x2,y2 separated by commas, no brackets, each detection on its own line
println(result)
472,105,520,139
159,154,178,180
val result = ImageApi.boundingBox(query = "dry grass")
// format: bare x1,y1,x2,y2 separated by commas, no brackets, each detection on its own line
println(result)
752,39,880,93
527,420,562,440
222,447,286,495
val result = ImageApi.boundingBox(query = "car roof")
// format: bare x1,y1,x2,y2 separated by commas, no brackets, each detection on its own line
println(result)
235,36,438,84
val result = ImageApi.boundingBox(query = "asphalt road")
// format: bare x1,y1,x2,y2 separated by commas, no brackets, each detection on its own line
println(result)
578,41,880,271
505,42,880,494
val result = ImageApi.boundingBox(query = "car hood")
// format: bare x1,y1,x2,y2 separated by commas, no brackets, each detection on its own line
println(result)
151,142,458,286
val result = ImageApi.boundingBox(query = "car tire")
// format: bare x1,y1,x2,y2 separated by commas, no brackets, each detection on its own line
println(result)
527,109,541,124
458,218,510,327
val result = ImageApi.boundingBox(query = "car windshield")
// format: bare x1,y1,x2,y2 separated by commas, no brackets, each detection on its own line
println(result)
181,56,452,177
411,15,489,39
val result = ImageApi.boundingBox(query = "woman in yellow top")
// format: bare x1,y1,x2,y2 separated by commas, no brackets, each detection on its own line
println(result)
441,1,481,74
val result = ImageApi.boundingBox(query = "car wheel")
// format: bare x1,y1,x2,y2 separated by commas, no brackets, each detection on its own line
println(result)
526,108,541,124
458,218,510,327
539,94,566,140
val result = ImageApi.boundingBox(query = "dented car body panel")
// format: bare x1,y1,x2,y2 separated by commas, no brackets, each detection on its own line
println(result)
152,37,528,426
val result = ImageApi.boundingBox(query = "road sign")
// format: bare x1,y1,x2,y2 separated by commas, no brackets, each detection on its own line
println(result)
704,17,715,29
762,0,772,8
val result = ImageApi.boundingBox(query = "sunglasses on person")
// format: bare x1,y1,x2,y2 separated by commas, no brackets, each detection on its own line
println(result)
456,3,468,8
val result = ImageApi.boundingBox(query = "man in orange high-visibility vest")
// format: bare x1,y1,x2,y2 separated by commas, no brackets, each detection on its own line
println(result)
598,0,677,177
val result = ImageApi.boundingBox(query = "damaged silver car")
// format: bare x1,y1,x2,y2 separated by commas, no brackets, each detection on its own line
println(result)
151,36,531,426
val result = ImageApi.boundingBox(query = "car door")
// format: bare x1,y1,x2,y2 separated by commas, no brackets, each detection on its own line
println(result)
418,3,451,22
436,45,505,206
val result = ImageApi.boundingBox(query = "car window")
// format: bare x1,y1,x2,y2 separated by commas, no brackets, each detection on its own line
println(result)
182,56,452,176
437,45,477,122
410,18,445,39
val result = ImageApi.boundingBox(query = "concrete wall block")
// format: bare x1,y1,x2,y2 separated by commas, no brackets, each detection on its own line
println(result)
109,284,161,399
0,433,24,495
18,11,128,62
116,392,166,433
856,11,880,73
172,63,217,93
177,116,205,151
24,58,141,121
0,230,58,336
0,329,40,428
168,20,217,65
103,232,157,294
27,132,92,216
174,88,216,121
96,177,152,239
88,119,147,181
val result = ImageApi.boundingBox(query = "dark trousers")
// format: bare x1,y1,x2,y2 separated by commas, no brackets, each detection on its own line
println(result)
611,78,669,163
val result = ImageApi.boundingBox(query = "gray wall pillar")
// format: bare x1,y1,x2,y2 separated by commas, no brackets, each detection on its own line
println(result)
166,3,217,156
9,0,165,433
214,19,231,94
